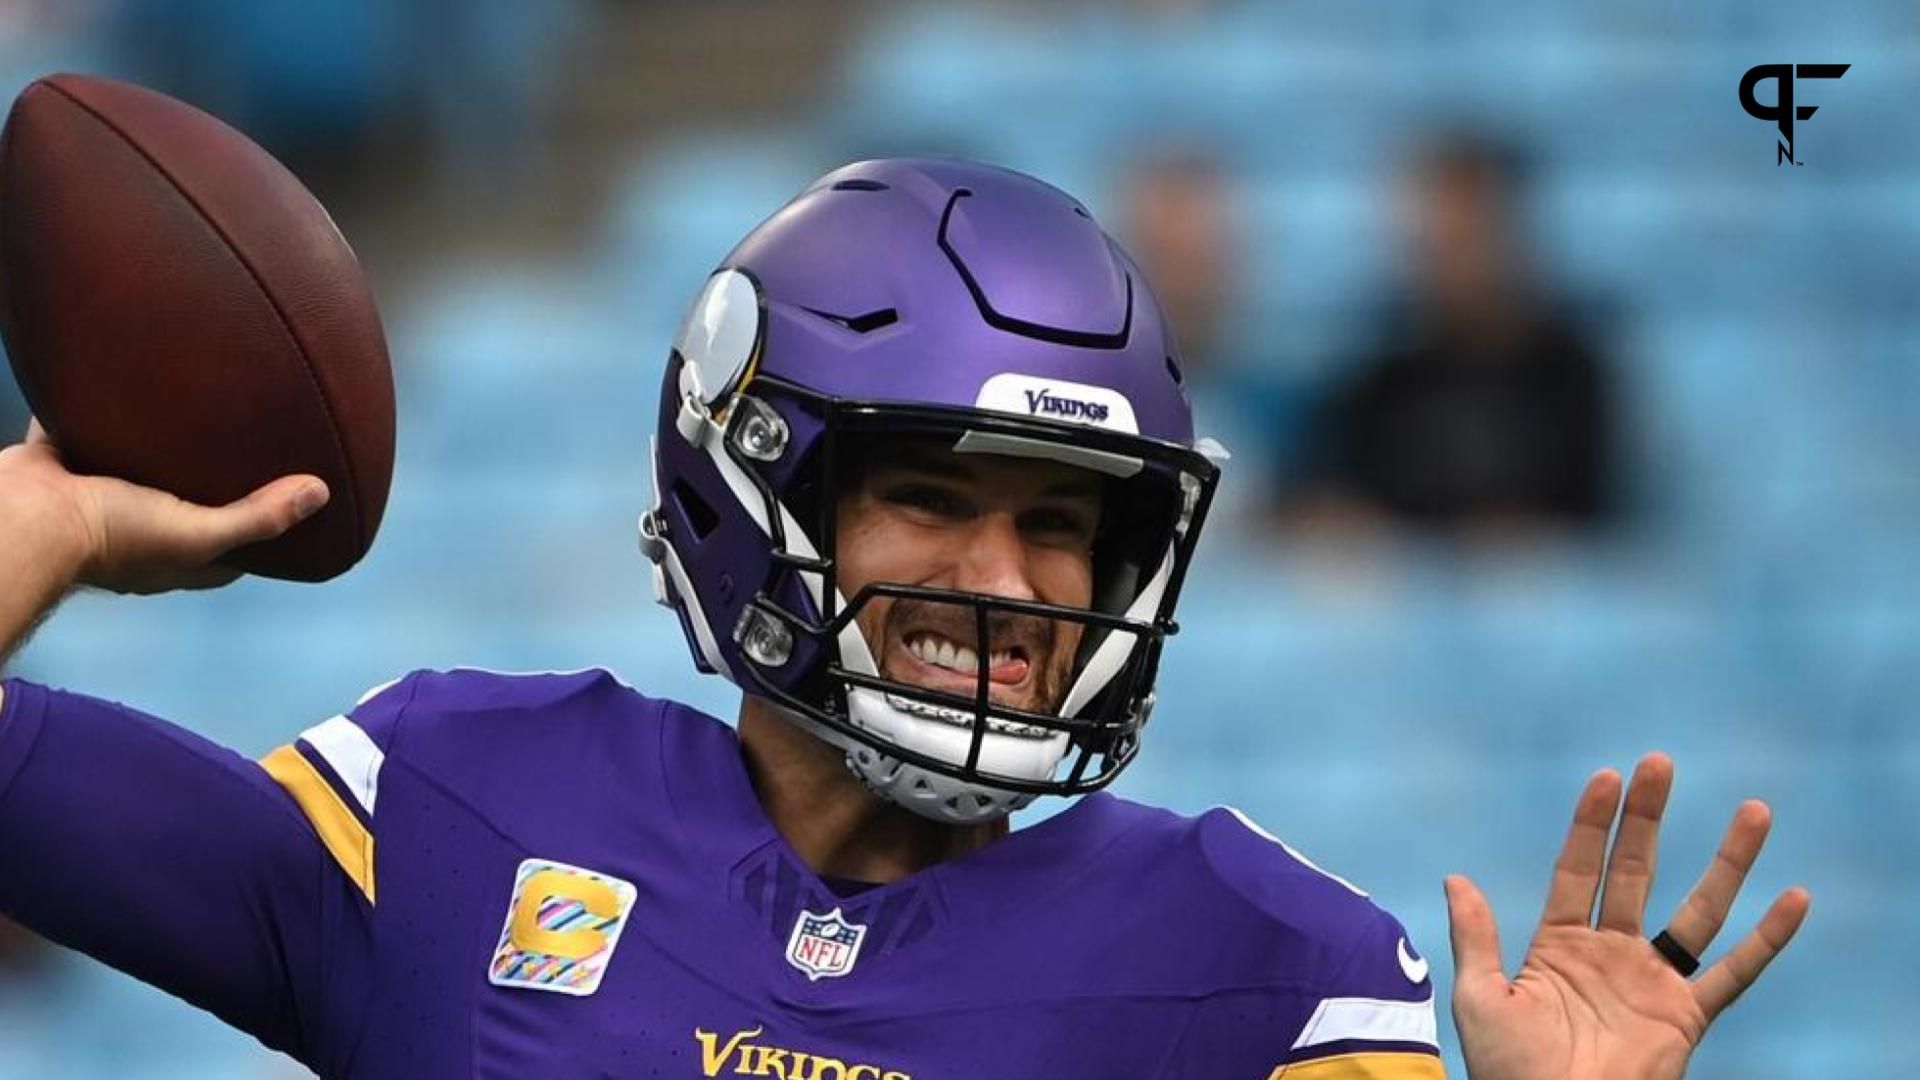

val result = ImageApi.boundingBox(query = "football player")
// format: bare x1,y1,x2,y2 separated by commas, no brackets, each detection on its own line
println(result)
0,159,1805,1078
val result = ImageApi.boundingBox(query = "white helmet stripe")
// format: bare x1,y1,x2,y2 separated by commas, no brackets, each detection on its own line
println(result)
696,413,829,603
1059,538,1176,719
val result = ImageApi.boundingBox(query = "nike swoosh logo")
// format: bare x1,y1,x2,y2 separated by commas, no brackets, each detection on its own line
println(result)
1397,937,1430,984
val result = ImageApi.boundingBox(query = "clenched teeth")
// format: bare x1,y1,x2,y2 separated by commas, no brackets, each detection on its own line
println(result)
905,632,1014,674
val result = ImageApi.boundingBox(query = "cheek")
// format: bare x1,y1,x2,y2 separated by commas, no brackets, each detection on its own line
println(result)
833,503,915,645
1032,548,1095,610
1034,549,1095,660
855,596,893,665
833,525,892,666
833,499,890,601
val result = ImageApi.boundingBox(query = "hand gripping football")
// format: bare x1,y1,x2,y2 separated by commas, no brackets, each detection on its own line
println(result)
0,73,395,581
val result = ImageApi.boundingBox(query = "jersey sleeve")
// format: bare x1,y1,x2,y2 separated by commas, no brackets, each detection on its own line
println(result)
1270,906,1445,1078
255,671,419,906
1163,808,1448,1079
0,676,411,1073
1161,904,1446,1080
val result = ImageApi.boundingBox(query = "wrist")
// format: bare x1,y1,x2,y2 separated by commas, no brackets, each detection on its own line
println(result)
0,478,90,600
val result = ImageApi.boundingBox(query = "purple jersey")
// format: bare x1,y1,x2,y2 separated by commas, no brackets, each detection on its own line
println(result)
0,670,1445,1079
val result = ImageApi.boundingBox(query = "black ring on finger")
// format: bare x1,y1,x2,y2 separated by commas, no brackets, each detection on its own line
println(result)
1651,929,1701,976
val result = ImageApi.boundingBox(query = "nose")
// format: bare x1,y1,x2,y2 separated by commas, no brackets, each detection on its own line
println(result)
954,510,1038,602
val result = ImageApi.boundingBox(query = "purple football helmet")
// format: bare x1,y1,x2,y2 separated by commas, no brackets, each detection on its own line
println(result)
640,158,1224,823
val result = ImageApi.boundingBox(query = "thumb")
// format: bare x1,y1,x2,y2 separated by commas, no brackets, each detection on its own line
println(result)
1445,874,1507,990
190,474,330,554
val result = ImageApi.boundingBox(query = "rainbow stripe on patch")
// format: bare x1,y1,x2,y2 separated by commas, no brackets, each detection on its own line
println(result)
487,858,637,997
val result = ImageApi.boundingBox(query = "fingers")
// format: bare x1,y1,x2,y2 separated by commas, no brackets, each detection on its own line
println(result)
192,475,330,555
117,474,329,577
1663,800,1772,957
1445,874,1508,988
1596,752,1674,934
1692,886,1811,1022
1539,768,1623,927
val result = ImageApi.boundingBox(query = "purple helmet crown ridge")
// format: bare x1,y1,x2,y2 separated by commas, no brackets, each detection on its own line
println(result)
937,184,1133,349
723,157,1194,447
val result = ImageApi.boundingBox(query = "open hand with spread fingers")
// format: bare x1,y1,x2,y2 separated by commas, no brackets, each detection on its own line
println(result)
1445,753,1811,1080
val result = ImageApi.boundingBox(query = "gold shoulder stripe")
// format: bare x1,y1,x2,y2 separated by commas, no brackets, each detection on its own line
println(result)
1269,1050,1447,1079
261,745,376,904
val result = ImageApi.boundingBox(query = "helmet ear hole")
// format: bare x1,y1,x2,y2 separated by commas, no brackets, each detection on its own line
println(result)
670,479,721,541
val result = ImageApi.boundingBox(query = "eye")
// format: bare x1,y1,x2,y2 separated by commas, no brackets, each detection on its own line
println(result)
1019,506,1097,546
882,483,973,520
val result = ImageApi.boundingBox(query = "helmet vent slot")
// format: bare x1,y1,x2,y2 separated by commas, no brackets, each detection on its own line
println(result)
671,479,721,541
802,306,899,334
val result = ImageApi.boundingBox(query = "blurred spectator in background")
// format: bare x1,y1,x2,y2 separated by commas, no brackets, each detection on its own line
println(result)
1115,147,1297,530
1282,133,1619,539
1120,149,1236,382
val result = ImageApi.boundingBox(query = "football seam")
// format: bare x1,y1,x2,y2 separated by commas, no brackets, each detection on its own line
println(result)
40,79,366,549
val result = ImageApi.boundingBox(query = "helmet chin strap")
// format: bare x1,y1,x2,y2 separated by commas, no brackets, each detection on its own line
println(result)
830,601,1068,826
755,694,1044,826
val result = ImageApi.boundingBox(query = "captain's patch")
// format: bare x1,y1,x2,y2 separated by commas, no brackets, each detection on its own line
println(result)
488,858,637,996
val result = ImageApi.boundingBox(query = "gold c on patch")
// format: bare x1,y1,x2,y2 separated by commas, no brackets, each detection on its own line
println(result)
488,858,637,996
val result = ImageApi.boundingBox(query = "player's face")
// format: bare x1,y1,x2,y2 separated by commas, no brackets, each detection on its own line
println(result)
835,442,1102,715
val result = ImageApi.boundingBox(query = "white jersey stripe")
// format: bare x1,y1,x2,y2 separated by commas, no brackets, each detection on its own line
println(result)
1291,995,1439,1052
1218,806,1369,898
353,676,404,708
300,714,385,816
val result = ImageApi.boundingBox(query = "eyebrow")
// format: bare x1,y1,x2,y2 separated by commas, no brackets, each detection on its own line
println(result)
1039,475,1104,501
875,445,1103,501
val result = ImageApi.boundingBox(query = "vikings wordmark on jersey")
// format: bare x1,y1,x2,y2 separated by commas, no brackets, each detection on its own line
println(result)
0,669,1445,1077
695,1026,911,1079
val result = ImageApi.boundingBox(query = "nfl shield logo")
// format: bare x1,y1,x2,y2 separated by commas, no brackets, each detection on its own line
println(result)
785,907,868,981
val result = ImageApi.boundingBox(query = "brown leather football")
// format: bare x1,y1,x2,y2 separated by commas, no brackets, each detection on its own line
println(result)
0,73,394,582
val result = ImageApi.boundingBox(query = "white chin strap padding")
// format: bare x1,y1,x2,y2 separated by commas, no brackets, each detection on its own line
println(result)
847,687,1069,781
